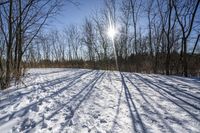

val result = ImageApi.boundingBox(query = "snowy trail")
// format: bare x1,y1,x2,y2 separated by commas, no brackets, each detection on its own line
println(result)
123,73,200,132
0,69,200,133
121,73,146,133
29,71,105,132
0,70,94,115
133,74,200,120
0,70,96,121
123,73,175,133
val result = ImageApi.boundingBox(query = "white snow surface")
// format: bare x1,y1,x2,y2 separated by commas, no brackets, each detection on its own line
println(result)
0,68,200,133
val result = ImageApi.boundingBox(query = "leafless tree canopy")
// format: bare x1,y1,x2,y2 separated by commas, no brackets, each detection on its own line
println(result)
0,0,63,88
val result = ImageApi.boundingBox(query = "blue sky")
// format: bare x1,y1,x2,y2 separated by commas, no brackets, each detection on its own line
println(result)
48,0,148,34
42,0,198,51
50,0,104,30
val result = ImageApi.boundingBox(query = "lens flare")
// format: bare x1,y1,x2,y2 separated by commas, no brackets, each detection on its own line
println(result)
107,26,117,40
106,15,119,71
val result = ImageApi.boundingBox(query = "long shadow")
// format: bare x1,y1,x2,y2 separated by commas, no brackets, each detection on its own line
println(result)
0,71,90,96
124,74,175,132
153,74,200,88
30,69,74,76
106,71,122,129
149,76,200,105
134,74,200,122
46,71,103,120
0,69,77,97
149,75,200,100
120,72,147,133
136,74,200,111
26,71,104,132
171,76,200,85
0,70,97,124
0,71,92,109
106,71,123,132
0,70,93,109
0,69,90,98
110,83,123,131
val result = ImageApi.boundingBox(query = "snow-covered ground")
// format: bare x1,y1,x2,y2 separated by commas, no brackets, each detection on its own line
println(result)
0,68,200,133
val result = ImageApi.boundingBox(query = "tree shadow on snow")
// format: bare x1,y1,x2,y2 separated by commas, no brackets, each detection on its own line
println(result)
120,72,147,133
109,72,123,132
0,70,97,127
0,69,90,98
0,69,74,96
134,74,200,122
171,75,200,85
124,74,175,132
147,75,200,103
25,71,104,132
0,70,93,110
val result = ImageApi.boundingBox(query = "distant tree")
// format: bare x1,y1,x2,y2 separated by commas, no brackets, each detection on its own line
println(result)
130,0,142,55
82,19,95,64
64,25,80,61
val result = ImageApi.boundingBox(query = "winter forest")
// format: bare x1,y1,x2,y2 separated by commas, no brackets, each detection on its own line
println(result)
0,0,200,88
0,0,200,132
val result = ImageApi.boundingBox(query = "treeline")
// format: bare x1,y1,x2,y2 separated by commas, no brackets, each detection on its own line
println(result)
1,0,200,89
26,53,200,76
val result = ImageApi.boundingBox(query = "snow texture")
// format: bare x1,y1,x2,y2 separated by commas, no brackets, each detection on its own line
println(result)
0,68,200,133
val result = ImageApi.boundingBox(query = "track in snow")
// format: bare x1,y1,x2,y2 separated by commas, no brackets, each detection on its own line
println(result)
0,68,200,133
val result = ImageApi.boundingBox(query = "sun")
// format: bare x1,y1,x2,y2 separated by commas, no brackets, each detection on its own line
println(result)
107,26,117,40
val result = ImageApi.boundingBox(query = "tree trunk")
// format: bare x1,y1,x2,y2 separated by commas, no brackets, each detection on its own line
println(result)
183,38,188,77
5,0,13,88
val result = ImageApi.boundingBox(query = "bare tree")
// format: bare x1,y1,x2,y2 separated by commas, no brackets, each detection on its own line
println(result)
173,0,200,76
82,18,95,65
192,34,200,55
0,1,9,6
0,0,63,88
93,12,109,61
64,25,81,61
130,0,142,55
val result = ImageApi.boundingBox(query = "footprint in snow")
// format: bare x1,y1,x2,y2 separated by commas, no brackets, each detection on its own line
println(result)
93,113,100,119
61,119,73,127
20,118,36,131
92,111,101,119
41,121,48,129
100,119,107,123
31,104,39,112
